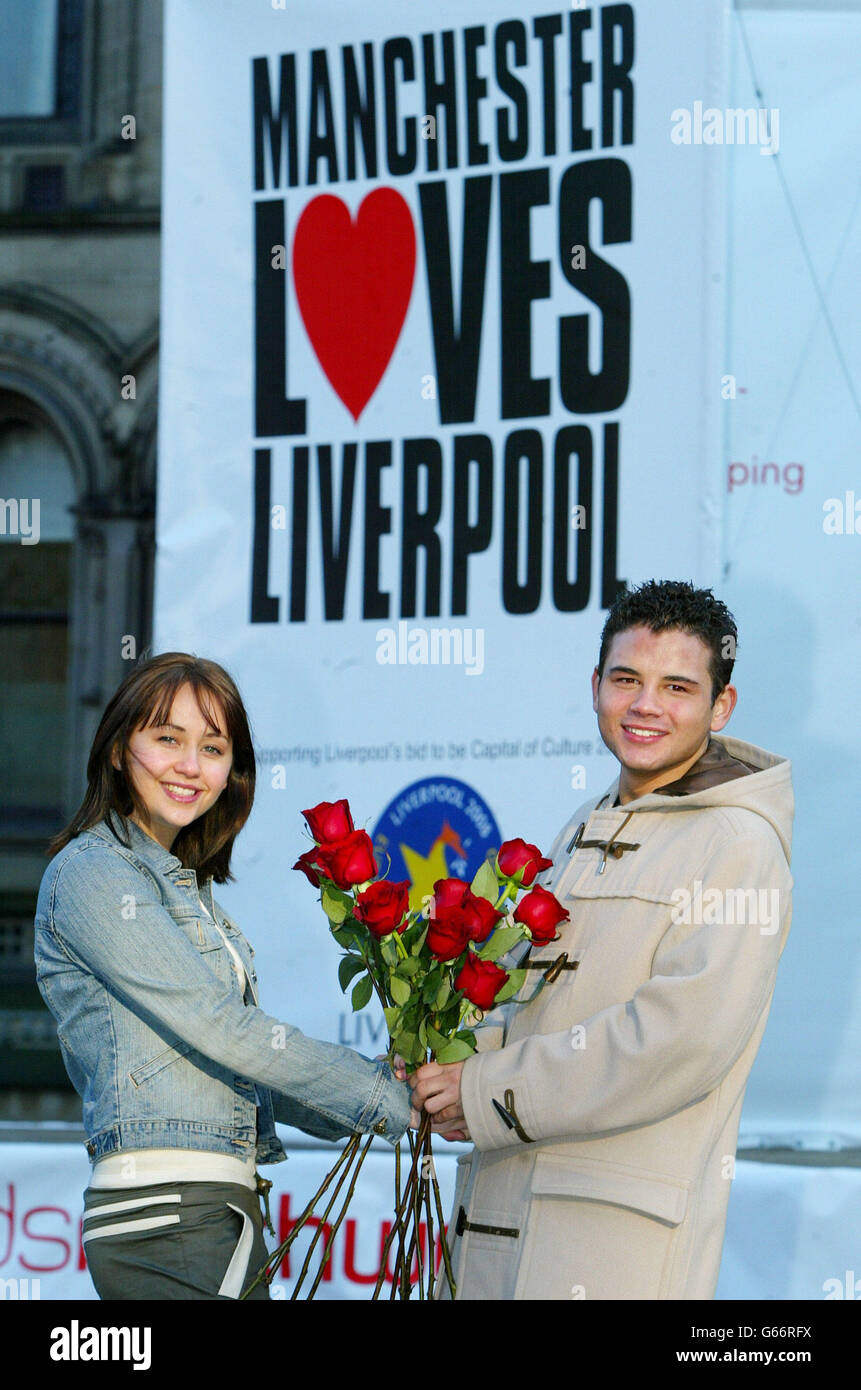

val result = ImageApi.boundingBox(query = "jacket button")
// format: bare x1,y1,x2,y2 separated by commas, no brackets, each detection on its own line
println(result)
86,1142,95,1157
373,1120,387,1135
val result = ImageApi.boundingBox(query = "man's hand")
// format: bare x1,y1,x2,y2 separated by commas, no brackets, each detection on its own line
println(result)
409,1060,466,1130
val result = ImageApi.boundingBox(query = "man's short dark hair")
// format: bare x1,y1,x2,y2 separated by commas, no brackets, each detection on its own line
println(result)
597,580,738,704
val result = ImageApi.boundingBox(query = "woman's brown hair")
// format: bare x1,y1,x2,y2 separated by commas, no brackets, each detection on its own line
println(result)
47,653,256,883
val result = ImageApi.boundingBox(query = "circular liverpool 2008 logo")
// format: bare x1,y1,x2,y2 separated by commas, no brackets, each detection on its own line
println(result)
371,776,502,914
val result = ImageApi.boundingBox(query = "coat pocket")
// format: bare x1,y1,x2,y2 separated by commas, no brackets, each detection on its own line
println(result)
529,1153,690,1224
512,1153,690,1300
129,1038,194,1087
166,907,223,954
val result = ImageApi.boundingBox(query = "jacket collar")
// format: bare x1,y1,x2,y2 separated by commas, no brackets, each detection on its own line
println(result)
88,811,191,879
597,734,761,810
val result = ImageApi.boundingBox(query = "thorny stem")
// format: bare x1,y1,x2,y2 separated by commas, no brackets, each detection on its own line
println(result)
373,1116,428,1299
241,1134,360,1299
306,1133,376,1299
422,1134,437,1301
431,1166,457,1300
290,1129,365,1299
392,1111,430,1298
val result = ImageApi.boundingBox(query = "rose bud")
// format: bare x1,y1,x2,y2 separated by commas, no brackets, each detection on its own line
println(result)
461,890,505,943
315,830,378,890
430,877,470,915
455,955,509,1011
513,885,570,944
496,838,553,886
293,847,325,886
354,880,410,939
302,799,355,844
426,907,472,961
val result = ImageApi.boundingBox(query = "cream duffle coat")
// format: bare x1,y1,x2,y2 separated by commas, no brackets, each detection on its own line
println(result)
445,736,793,1300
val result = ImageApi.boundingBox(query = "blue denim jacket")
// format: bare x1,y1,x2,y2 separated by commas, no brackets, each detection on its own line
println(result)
34,814,411,1165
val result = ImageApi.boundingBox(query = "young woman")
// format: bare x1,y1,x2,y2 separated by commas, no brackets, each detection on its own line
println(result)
34,652,411,1300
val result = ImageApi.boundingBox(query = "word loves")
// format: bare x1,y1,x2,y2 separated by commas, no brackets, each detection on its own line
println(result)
249,8,635,623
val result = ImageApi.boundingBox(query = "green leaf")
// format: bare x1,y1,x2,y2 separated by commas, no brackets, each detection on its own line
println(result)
397,955,420,977
434,1037,477,1064
337,955,367,993
351,975,373,1012
478,924,526,961
492,968,527,1004
331,924,358,949
410,923,429,956
322,886,350,924
470,860,500,903
422,967,447,1000
392,1030,424,1065
379,935,399,966
383,1005,401,1033
433,977,451,1011
417,1017,428,1049
389,975,411,1006
425,1022,449,1054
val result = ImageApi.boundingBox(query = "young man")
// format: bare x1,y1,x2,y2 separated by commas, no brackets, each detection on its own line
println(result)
410,580,793,1300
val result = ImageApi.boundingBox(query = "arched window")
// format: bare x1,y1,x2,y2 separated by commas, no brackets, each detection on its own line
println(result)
0,404,75,842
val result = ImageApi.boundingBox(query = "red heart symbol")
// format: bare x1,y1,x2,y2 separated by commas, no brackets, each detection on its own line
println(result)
292,189,416,422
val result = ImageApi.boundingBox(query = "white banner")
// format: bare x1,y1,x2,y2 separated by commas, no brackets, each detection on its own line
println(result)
156,0,727,1061
715,5,861,1146
0,1135,460,1300
4,1140,861,1301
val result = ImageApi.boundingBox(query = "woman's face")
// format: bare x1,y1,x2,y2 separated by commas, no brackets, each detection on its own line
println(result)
113,683,234,851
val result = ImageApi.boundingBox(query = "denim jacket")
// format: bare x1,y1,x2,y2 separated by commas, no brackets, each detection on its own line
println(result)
34,814,411,1165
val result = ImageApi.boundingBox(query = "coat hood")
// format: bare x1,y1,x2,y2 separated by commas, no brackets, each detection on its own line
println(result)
594,735,794,866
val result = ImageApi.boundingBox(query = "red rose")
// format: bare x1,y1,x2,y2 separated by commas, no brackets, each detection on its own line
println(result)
426,907,472,962
461,890,504,943
455,955,509,1011
293,846,326,885
430,878,470,914
315,830,378,890
303,799,355,844
513,885,569,944
496,838,552,886
354,880,410,939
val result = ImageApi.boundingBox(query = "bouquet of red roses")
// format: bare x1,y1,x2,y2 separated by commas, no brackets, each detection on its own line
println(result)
245,797,568,1300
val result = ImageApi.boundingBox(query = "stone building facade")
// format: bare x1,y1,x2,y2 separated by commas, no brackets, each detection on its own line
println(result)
0,0,163,1115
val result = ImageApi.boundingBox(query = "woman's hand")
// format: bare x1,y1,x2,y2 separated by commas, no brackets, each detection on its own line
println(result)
378,1053,421,1127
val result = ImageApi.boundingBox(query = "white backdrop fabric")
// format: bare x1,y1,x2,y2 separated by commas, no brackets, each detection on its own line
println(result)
69,0,857,1301
2,1139,860,1301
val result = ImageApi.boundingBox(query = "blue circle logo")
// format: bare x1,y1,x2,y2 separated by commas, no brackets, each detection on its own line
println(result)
372,777,502,914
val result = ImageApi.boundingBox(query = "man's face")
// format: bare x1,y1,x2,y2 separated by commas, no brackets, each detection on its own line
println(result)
591,626,736,801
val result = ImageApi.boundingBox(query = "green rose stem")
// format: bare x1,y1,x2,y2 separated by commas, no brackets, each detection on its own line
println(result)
240,1132,361,1299
305,1132,376,1299
431,1161,457,1298
402,1123,429,1299
400,1118,434,1299
289,1129,369,1299
423,1148,437,1300
372,1113,428,1299
392,1110,432,1298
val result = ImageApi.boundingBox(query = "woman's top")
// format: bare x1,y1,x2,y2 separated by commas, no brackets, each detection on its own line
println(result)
34,812,411,1168
89,1147,259,1190
90,894,260,1189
